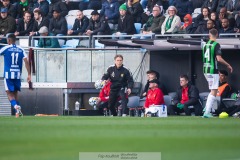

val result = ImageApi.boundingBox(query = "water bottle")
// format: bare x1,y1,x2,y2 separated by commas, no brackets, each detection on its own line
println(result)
75,101,80,110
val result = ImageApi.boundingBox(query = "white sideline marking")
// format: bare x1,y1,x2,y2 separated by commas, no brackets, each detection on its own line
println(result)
21,82,67,88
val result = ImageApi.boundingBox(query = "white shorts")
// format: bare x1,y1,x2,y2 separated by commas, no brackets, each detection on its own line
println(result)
204,74,219,90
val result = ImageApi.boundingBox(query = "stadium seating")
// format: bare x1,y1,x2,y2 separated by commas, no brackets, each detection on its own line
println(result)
134,23,142,34
83,9,94,19
127,96,140,116
62,39,80,48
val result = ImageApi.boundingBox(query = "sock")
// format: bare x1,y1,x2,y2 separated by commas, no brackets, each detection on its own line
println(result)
205,94,216,114
10,100,17,109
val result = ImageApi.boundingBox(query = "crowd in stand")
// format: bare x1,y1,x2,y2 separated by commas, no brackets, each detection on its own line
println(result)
1,0,240,45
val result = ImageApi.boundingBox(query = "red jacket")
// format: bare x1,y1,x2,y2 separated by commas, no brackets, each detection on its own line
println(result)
99,82,111,102
145,88,164,108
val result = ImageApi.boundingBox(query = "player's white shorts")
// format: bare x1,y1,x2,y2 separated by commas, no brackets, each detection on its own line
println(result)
204,73,219,90
4,78,21,92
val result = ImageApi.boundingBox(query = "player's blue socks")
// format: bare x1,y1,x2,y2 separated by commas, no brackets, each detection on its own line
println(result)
10,100,17,108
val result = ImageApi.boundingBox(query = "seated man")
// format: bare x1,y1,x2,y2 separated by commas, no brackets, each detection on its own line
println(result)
144,79,165,108
113,4,136,37
38,26,60,48
142,70,168,97
49,8,68,36
14,11,33,36
141,5,165,38
168,75,202,116
67,10,89,36
215,70,232,114
85,10,111,36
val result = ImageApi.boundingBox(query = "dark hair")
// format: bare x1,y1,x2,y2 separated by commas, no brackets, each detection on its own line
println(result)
114,54,123,60
180,74,189,81
209,28,218,37
23,11,31,16
146,70,160,79
7,34,16,42
219,70,228,76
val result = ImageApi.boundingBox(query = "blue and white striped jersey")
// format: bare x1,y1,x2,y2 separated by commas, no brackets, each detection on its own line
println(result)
0,44,27,79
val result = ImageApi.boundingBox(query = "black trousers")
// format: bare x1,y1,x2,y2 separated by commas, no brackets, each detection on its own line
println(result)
108,88,128,116
168,103,202,116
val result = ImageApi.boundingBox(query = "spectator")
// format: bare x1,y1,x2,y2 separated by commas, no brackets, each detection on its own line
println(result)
101,54,134,117
227,0,240,18
142,5,165,34
16,0,33,20
194,19,216,34
85,10,111,36
0,0,17,18
194,7,210,27
100,0,120,26
48,0,68,19
29,9,49,36
202,0,218,12
78,0,102,11
31,0,49,17
219,7,235,28
172,0,193,21
210,12,221,30
179,14,192,33
234,11,240,32
215,70,232,114
15,11,33,36
0,8,16,36
144,79,165,108
67,10,89,36
219,18,235,37
216,0,228,14
126,0,144,24
37,26,60,48
142,70,168,96
168,75,202,116
146,0,163,13
49,8,68,36
113,4,136,37
161,6,181,35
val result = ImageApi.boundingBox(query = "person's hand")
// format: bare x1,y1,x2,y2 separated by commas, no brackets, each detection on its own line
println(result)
14,32,19,36
142,92,146,96
115,32,121,35
127,88,131,95
29,31,35,36
177,103,184,109
67,30,73,35
85,30,92,36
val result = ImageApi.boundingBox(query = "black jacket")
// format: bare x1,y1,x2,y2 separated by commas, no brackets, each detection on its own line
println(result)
102,64,134,91
48,0,68,18
49,16,68,35
117,14,136,35
87,16,111,35
173,84,200,106
16,18,34,36
32,17,49,34
71,16,89,35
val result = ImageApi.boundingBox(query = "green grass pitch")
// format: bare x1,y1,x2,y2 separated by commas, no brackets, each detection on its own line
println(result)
0,116,240,160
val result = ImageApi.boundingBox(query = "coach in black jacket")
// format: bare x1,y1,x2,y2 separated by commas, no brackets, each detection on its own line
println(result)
169,75,202,116
102,54,134,116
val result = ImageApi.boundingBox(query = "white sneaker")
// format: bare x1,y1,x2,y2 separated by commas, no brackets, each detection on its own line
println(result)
122,114,127,117
14,105,23,118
